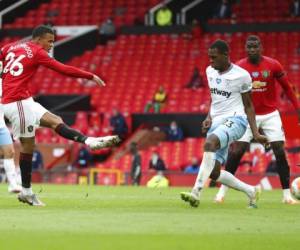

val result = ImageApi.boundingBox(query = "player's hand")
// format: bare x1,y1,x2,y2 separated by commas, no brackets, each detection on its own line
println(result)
92,75,105,87
253,133,268,145
202,117,212,133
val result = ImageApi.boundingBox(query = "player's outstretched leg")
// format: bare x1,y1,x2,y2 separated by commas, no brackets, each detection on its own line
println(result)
40,112,121,150
55,124,121,149
272,141,299,204
216,170,261,208
215,142,248,203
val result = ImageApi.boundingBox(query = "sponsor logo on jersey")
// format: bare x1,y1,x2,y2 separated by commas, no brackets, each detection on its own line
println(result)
252,81,267,88
262,70,270,79
210,88,232,98
252,71,259,78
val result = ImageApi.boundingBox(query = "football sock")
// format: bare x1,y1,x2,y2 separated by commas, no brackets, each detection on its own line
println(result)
19,153,33,188
283,188,292,199
215,184,229,199
22,187,33,196
216,170,254,197
193,152,216,192
275,154,290,189
3,158,18,187
55,123,87,143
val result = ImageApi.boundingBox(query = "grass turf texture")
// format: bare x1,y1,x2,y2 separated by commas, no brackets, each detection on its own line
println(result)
0,184,299,250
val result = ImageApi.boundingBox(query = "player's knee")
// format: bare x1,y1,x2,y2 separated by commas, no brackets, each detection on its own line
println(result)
20,139,35,153
51,116,64,129
20,146,34,154
2,147,14,159
204,138,219,151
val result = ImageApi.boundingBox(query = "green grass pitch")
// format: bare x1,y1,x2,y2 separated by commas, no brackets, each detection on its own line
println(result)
0,184,300,250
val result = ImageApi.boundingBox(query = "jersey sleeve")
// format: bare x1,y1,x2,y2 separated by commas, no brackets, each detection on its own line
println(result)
35,49,94,79
239,72,252,93
277,74,299,110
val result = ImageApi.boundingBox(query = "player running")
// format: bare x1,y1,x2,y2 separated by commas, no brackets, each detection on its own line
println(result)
180,40,268,208
0,25,120,206
215,35,300,205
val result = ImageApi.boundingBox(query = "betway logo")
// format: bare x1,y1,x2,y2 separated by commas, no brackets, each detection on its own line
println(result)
210,88,232,98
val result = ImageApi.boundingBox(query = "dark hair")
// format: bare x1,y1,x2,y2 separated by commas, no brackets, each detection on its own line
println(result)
32,25,54,38
246,35,261,44
209,39,229,54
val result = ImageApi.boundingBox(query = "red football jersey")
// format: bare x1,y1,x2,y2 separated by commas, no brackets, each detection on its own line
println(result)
0,41,94,103
237,56,298,115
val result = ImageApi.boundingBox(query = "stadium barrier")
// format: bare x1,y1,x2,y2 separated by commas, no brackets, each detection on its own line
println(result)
89,168,123,186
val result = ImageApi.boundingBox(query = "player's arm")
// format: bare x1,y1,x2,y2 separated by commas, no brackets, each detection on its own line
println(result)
0,49,3,74
276,74,300,123
202,109,212,133
242,91,268,144
274,60,299,123
36,50,105,86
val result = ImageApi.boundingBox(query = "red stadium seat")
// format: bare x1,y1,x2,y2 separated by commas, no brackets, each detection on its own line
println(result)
4,0,161,28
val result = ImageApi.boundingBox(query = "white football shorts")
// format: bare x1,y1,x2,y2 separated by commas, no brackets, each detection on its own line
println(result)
238,110,285,143
2,97,48,139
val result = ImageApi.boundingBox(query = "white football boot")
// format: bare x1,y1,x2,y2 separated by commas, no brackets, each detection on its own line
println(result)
85,135,120,150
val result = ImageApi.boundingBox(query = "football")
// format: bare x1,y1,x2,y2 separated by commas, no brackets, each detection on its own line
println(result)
291,177,300,200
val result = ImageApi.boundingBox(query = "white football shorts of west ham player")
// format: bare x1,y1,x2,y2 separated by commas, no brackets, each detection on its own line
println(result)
238,110,285,142
2,97,48,139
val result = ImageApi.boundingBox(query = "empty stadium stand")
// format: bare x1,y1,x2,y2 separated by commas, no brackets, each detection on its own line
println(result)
3,0,161,29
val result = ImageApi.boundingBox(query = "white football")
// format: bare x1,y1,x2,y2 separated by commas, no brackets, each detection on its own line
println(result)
291,177,300,200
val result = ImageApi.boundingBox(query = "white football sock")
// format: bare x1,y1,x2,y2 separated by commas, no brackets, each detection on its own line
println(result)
217,170,254,198
193,152,216,193
3,158,18,187
22,187,33,196
215,184,229,199
283,188,292,199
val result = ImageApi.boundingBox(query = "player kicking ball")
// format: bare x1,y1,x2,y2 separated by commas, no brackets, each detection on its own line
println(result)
214,35,300,205
180,40,268,208
0,25,120,206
